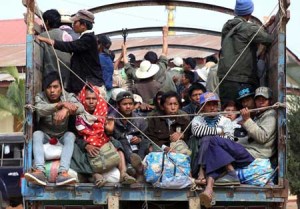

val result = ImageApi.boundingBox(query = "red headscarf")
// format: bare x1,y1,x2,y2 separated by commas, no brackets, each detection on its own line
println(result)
76,85,109,147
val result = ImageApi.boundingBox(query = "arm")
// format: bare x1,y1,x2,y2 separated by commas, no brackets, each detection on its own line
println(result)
242,110,277,144
34,93,58,116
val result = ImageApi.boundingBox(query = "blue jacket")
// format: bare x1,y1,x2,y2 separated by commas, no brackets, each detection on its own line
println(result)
99,53,114,90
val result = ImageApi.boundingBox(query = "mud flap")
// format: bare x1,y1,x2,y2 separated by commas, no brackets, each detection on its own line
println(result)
189,196,201,209
108,195,119,209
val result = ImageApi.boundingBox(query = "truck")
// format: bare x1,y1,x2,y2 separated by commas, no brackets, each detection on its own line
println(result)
0,133,24,209
21,0,290,208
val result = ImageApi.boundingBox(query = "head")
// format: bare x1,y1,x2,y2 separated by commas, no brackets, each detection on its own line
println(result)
59,10,73,27
254,87,272,108
71,9,94,33
154,91,165,111
144,51,158,64
133,94,143,110
84,88,98,114
42,9,61,30
116,91,134,116
171,57,183,67
128,53,136,66
200,92,220,115
237,86,255,109
234,0,254,17
160,91,181,115
205,55,218,64
97,35,111,52
183,57,196,70
181,71,194,86
222,100,239,121
43,72,62,103
135,60,159,79
188,83,207,104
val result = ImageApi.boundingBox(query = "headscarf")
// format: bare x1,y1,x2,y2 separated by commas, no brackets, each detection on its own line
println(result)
76,84,109,147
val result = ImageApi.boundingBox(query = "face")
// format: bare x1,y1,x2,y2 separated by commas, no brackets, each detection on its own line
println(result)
224,105,238,121
255,96,270,108
180,75,189,85
241,96,255,109
202,101,218,114
85,90,97,113
163,97,180,115
118,98,134,116
72,20,85,33
46,80,62,103
190,89,204,104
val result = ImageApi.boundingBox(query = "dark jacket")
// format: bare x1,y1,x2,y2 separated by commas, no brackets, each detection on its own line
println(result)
54,31,104,94
218,17,273,85
146,110,190,148
182,102,200,120
99,52,114,90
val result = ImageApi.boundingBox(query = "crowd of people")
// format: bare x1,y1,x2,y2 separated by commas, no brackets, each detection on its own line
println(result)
24,0,278,207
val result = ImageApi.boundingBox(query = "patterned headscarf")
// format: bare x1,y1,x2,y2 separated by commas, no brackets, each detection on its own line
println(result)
76,84,109,147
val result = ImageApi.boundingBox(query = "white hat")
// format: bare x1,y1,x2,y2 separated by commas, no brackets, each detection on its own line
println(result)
196,67,209,82
111,88,126,101
135,60,159,79
58,10,73,24
171,57,183,67
133,94,143,104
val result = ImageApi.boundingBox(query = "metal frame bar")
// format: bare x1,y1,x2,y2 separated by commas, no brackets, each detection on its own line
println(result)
98,26,221,37
88,0,262,25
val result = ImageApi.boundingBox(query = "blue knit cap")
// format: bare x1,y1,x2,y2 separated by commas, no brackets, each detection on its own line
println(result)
234,0,254,16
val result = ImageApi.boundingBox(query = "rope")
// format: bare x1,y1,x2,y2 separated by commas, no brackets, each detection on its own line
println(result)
24,102,286,120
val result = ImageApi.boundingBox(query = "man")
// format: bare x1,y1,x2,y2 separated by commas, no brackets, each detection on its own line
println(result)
199,87,276,207
124,26,177,93
204,55,219,94
98,35,114,93
40,9,73,89
177,70,195,106
37,9,105,97
109,91,149,164
182,83,207,120
168,57,184,87
24,72,84,186
217,0,274,104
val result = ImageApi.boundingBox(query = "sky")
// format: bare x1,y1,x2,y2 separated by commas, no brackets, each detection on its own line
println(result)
1,0,299,57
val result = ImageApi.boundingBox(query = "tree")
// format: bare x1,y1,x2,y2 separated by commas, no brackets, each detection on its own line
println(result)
0,67,25,132
287,95,300,208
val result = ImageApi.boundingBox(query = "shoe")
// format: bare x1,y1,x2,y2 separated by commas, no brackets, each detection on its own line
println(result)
24,169,47,186
121,172,136,184
214,173,240,186
56,171,77,186
130,153,142,170
126,165,136,177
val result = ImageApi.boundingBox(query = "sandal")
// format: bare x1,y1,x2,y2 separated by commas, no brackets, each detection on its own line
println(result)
200,191,215,208
121,173,136,184
195,177,207,186
93,173,106,187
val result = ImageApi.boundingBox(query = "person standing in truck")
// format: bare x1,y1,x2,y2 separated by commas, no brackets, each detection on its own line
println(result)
39,9,73,89
37,9,106,99
217,0,275,105
24,72,84,186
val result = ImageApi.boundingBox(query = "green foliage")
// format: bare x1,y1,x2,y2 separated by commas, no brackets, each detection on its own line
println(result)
287,95,300,194
0,67,25,131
